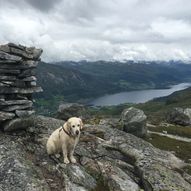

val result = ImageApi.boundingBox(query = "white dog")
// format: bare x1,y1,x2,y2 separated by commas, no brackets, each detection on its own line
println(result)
46,117,83,164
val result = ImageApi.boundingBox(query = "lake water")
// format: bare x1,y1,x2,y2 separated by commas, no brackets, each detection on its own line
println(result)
90,83,191,106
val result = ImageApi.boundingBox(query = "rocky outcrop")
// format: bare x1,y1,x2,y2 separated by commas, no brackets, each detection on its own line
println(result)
0,115,190,191
56,103,89,120
0,43,42,130
167,107,191,126
121,107,147,137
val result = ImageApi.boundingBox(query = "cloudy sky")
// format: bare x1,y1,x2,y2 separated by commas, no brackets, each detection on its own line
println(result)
0,0,191,62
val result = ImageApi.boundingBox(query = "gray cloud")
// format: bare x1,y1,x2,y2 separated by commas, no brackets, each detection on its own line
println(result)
25,0,62,12
0,0,191,61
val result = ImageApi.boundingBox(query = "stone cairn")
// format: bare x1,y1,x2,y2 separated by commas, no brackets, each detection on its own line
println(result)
0,43,43,131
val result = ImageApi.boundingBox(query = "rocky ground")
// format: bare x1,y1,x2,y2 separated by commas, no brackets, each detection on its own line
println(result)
0,115,191,191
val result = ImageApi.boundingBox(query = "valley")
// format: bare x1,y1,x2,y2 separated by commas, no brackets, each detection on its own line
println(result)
35,61,191,115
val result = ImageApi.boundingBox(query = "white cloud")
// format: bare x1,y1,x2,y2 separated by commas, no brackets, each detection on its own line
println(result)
0,0,191,61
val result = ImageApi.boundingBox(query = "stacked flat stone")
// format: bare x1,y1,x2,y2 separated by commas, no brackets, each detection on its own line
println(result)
0,43,43,129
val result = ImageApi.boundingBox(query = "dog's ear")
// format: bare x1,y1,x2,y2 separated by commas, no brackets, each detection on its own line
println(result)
80,119,83,130
64,121,71,133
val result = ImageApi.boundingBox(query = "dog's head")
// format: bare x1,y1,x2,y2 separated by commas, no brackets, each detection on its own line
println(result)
64,117,83,137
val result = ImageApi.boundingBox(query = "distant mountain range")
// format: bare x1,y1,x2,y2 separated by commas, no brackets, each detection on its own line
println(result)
36,60,191,102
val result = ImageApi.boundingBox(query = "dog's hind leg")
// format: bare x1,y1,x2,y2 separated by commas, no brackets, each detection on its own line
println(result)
46,141,56,155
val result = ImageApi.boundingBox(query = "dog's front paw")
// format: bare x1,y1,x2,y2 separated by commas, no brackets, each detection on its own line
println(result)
64,158,70,164
70,157,77,163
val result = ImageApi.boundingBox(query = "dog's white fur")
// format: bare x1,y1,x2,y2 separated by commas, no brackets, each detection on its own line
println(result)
46,117,83,164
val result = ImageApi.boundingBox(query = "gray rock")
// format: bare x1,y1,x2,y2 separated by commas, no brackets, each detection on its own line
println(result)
121,107,147,137
2,102,33,112
8,43,26,50
4,80,26,88
12,80,26,87
22,60,38,68
29,81,37,86
22,76,37,81
56,103,89,120
0,99,32,106
15,110,35,118
167,107,191,126
0,50,22,61
0,60,19,64
65,165,96,190
0,75,17,81
19,69,35,78
0,82,9,87
101,125,191,191
0,86,43,94
99,118,123,130
97,160,140,191
0,115,191,190
3,117,35,131
0,95,5,101
0,133,50,191
15,95,28,100
0,111,15,122
11,47,35,59
0,69,20,74
26,47,43,60
33,115,64,131
3,115,64,132
0,61,38,69
0,81,14,86
0,43,43,60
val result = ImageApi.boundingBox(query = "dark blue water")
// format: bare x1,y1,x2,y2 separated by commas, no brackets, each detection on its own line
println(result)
91,83,191,106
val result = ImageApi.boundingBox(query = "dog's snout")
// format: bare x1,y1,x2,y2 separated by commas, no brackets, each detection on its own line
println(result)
76,130,79,135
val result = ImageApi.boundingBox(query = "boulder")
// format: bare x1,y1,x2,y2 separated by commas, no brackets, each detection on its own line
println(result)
167,107,191,126
121,107,147,137
56,103,89,120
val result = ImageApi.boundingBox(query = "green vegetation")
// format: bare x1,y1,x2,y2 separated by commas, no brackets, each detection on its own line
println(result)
183,165,191,176
87,103,133,118
34,95,64,116
148,124,191,138
145,134,191,162
137,87,191,124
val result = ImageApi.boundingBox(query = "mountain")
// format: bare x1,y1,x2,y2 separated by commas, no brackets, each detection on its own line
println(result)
36,61,191,102
36,62,117,101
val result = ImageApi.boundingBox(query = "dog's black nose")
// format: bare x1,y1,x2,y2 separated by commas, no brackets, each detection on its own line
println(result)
76,130,79,135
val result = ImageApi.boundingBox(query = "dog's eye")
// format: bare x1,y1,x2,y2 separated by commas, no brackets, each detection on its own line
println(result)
77,124,80,127
72,125,75,128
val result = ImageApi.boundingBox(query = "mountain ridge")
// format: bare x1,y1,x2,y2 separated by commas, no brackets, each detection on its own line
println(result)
36,61,191,101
